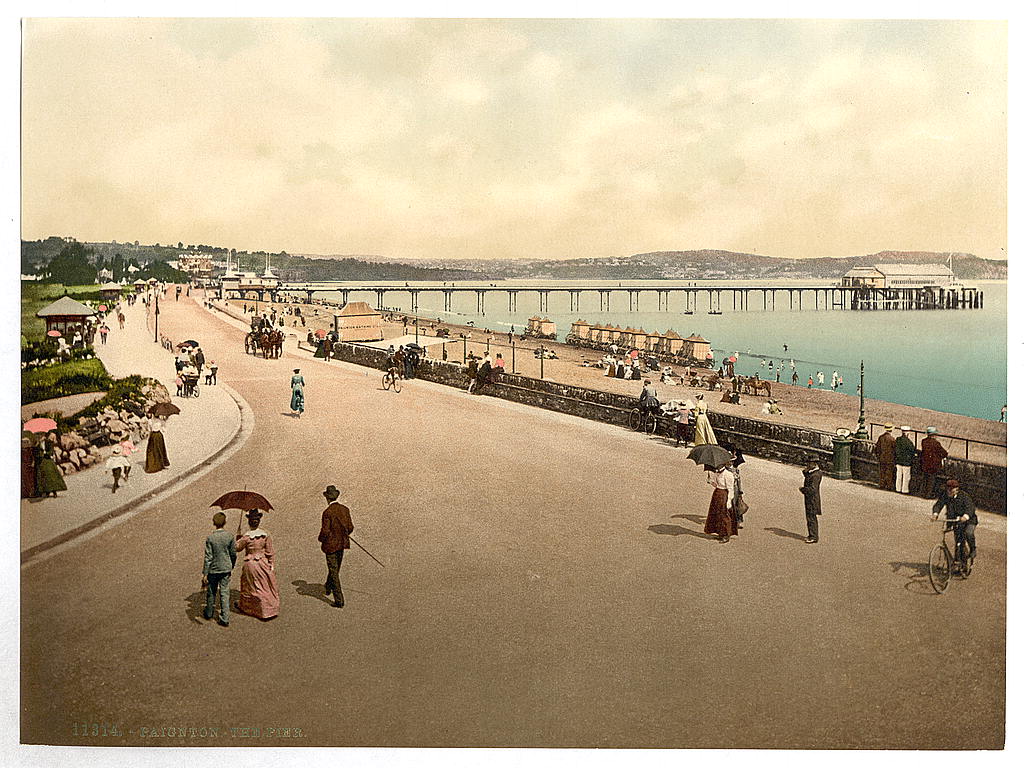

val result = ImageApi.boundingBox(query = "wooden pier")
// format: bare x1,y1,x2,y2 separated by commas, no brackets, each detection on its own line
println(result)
223,281,984,314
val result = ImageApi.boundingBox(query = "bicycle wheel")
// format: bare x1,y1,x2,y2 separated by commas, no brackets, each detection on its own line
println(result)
628,409,642,431
382,373,391,390
644,413,658,435
928,544,952,594
392,376,402,393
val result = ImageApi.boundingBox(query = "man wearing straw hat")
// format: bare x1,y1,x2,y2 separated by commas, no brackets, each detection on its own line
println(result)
894,426,916,495
319,485,354,609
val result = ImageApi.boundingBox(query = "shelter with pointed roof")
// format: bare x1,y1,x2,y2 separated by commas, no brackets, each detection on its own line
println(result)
35,295,97,339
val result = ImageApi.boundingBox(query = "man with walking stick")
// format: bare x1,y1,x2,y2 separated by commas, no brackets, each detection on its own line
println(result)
318,485,354,608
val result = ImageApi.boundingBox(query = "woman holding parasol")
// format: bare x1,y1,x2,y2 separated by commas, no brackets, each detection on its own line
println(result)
213,491,280,620
144,405,176,473
33,429,66,498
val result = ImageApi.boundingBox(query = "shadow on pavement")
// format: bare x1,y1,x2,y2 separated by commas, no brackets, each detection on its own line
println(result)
889,561,936,594
185,587,243,624
764,527,806,541
291,579,335,606
648,523,719,541
671,513,706,525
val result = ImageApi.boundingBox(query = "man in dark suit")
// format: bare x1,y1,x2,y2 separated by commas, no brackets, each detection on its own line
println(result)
932,479,977,565
800,457,823,543
318,485,354,608
202,512,237,626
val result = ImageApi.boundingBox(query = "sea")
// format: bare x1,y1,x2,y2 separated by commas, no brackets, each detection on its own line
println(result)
290,279,1008,421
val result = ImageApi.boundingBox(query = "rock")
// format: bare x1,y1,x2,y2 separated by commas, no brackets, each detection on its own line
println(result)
58,463,73,476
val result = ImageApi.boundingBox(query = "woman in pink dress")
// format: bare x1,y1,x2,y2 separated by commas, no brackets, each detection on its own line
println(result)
234,510,280,619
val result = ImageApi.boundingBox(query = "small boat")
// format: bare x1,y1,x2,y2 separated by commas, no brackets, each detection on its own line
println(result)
683,310,694,315
708,310,722,315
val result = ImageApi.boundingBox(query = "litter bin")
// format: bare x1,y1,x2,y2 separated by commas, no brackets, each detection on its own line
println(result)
831,429,852,480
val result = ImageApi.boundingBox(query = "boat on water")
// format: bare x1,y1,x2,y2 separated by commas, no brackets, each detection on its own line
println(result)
708,310,723,315
683,310,694,315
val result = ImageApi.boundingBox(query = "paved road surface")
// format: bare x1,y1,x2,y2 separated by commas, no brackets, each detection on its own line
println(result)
21,293,1006,748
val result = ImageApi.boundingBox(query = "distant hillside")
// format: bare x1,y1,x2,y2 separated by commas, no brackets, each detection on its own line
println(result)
438,249,1006,281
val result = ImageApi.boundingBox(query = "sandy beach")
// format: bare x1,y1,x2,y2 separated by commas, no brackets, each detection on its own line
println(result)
228,296,1007,465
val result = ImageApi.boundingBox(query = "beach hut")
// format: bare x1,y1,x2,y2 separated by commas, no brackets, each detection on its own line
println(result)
683,334,711,361
570,319,592,343
647,329,668,354
538,317,557,338
333,301,384,342
35,295,97,340
663,329,685,355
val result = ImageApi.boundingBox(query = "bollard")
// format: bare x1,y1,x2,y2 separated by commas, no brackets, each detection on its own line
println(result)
831,429,852,480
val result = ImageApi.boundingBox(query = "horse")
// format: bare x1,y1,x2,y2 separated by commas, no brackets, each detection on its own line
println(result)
752,379,772,398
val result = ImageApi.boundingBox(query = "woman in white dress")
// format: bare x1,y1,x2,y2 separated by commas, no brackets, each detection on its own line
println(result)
692,394,717,446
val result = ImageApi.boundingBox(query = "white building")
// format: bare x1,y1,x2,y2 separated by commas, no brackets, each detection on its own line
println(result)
842,263,955,289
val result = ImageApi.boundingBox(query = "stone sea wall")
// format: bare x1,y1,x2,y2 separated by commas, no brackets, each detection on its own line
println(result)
331,341,1007,513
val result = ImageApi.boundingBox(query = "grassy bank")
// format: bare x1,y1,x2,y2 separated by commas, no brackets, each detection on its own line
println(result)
21,357,113,405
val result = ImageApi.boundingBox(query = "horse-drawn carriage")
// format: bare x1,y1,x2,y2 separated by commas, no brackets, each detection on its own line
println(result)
244,329,284,359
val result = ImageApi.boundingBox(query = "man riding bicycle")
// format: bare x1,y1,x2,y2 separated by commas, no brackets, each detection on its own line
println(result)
931,478,977,567
639,379,660,419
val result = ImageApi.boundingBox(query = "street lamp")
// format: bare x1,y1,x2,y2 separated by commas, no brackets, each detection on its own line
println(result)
153,290,160,343
540,345,545,379
854,360,869,440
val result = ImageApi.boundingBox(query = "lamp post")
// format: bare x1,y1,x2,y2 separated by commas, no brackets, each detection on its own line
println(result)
511,340,516,374
462,335,467,364
854,360,869,440
153,290,159,343
540,345,545,379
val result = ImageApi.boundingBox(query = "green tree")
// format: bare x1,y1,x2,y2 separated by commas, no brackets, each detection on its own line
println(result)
43,242,98,284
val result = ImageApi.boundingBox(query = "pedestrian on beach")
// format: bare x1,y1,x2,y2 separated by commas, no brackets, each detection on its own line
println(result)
235,510,280,620
144,416,171,473
704,461,737,543
792,371,799,385
800,457,823,543
202,512,237,626
318,485,354,608
894,426,916,494
104,445,132,493
775,368,781,383
692,394,717,445
817,371,825,386
290,368,305,416
919,426,948,498
1000,405,1006,422
873,424,897,490
807,376,813,388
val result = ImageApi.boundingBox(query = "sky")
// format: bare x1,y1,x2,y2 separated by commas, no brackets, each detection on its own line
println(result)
20,18,1007,262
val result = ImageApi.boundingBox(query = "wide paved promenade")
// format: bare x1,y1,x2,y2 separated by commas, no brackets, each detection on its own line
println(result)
20,294,1006,748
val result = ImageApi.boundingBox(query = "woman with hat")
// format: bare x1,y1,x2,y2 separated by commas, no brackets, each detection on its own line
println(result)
144,415,170,473
290,368,305,417
104,445,132,493
235,509,280,620
34,431,67,498
692,394,717,446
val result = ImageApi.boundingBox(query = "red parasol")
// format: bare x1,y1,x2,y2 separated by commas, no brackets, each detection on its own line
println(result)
314,329,327,338
727,356,737,363
46,330,62,338
23,417,58,433
98,304,108,312
210,491,274,512
706,353,714,360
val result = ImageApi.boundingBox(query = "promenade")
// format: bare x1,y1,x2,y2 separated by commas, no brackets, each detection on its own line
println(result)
20,291,1006,748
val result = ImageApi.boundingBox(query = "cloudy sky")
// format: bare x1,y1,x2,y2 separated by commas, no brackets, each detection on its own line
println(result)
21,18,1007,261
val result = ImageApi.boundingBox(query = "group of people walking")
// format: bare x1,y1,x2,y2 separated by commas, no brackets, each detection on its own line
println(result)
201,485,354,625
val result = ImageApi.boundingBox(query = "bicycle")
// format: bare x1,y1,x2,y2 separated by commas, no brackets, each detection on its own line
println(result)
382,367,402,393
928,517,974,594
628,406,659,435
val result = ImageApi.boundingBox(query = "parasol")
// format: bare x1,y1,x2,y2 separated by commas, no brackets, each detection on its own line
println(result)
46,330,62,338
149,401,181,418
23,417,58,433
98,304,108,312
210,491,274,512
177,340,200,349
727,356,737,363
314,329,327,338
687,444,734,470
706,353,714,360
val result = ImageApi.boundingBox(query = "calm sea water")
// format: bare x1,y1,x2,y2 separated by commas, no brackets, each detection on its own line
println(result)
297,279,1007,421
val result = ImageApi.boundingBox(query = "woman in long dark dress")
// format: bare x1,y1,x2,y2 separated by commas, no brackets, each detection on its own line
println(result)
34,432,66,497
145,417,170,473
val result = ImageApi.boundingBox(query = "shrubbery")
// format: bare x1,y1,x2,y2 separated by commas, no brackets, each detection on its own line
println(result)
21,340,97,369
73,375,159,420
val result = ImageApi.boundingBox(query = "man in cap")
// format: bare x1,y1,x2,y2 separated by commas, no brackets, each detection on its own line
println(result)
874,424,897,491
799,456,823,543
932,479,977,567
894,426,916,494
919,426,948,499
202,512,237,626
318,485,354,608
